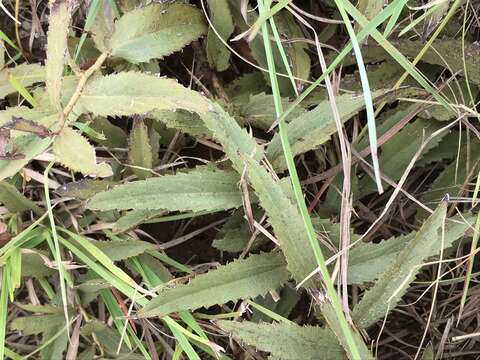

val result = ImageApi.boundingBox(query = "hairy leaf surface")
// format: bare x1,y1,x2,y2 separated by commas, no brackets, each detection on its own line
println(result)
110,3,206,63
88,166,242,212
218,320,345,360
77,72,210,116
53,127,113,177
138,252,289,317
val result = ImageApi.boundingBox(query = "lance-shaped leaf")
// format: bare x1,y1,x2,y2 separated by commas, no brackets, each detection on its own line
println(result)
11,314,65,335
46,1,73,109
0,63,45,99
113,210,165,234
138,252,289,317
218,320,345,360
53,127,113,178
0,181,42,215
110,3,206,63
150,110,211,138
0,136,52,182
206,0,234,71
88,166,242,212
76,72,210,117
88,239,156,261
352,203,471,328
348,213,471,285
200,103,318,287
267,91,386,170
128,120,153,179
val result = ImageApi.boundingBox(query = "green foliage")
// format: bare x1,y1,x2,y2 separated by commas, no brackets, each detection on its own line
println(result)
218,320,346,360
0,181,41,214
109,3,207,63
266,90,387,170
88,239,156,261
53,127,113,177
128,120,153,179
88,166,242,212
200,104,318,286
206,0,234,71
45,1,72,109
113,210,165,234
10,314,65,335
0,64,45,99
138,252,289,318
77,72,211,117
353,203,470,328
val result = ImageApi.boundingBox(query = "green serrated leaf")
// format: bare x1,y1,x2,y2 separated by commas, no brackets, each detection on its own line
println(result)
266,90,386,170
76,72,211,117
21,252,55,278
53,127,113,177
355,118,446,198
138,252,289,317
0,63,45,99
15,304,62,314
88,239,156,261
351,202,468,328
206,0,234,71
348,213,471,285
0,181,42,214
200,103,318,286
110,3,206,63
418,140,480,220
113,210,166,234
0,135,52,182
90,116,127,148
40,324,68,360
150,109,211,138
212,210,253,253
128,120,153,179
56,179,115,200
46,1,73,110
218,320,345,360
10,314,65,335
275,11,311,85
88,166,242,212
235,92,305,130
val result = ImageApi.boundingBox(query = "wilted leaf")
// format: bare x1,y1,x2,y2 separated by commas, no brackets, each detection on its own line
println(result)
218,321,345,360
88,166,242,212
110,3,206,63
53,127,113,177
76,72,211,117
206,0,234,71
138,252,289,317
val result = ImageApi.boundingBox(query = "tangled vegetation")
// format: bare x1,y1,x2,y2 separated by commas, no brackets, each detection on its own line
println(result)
0,0,480,359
